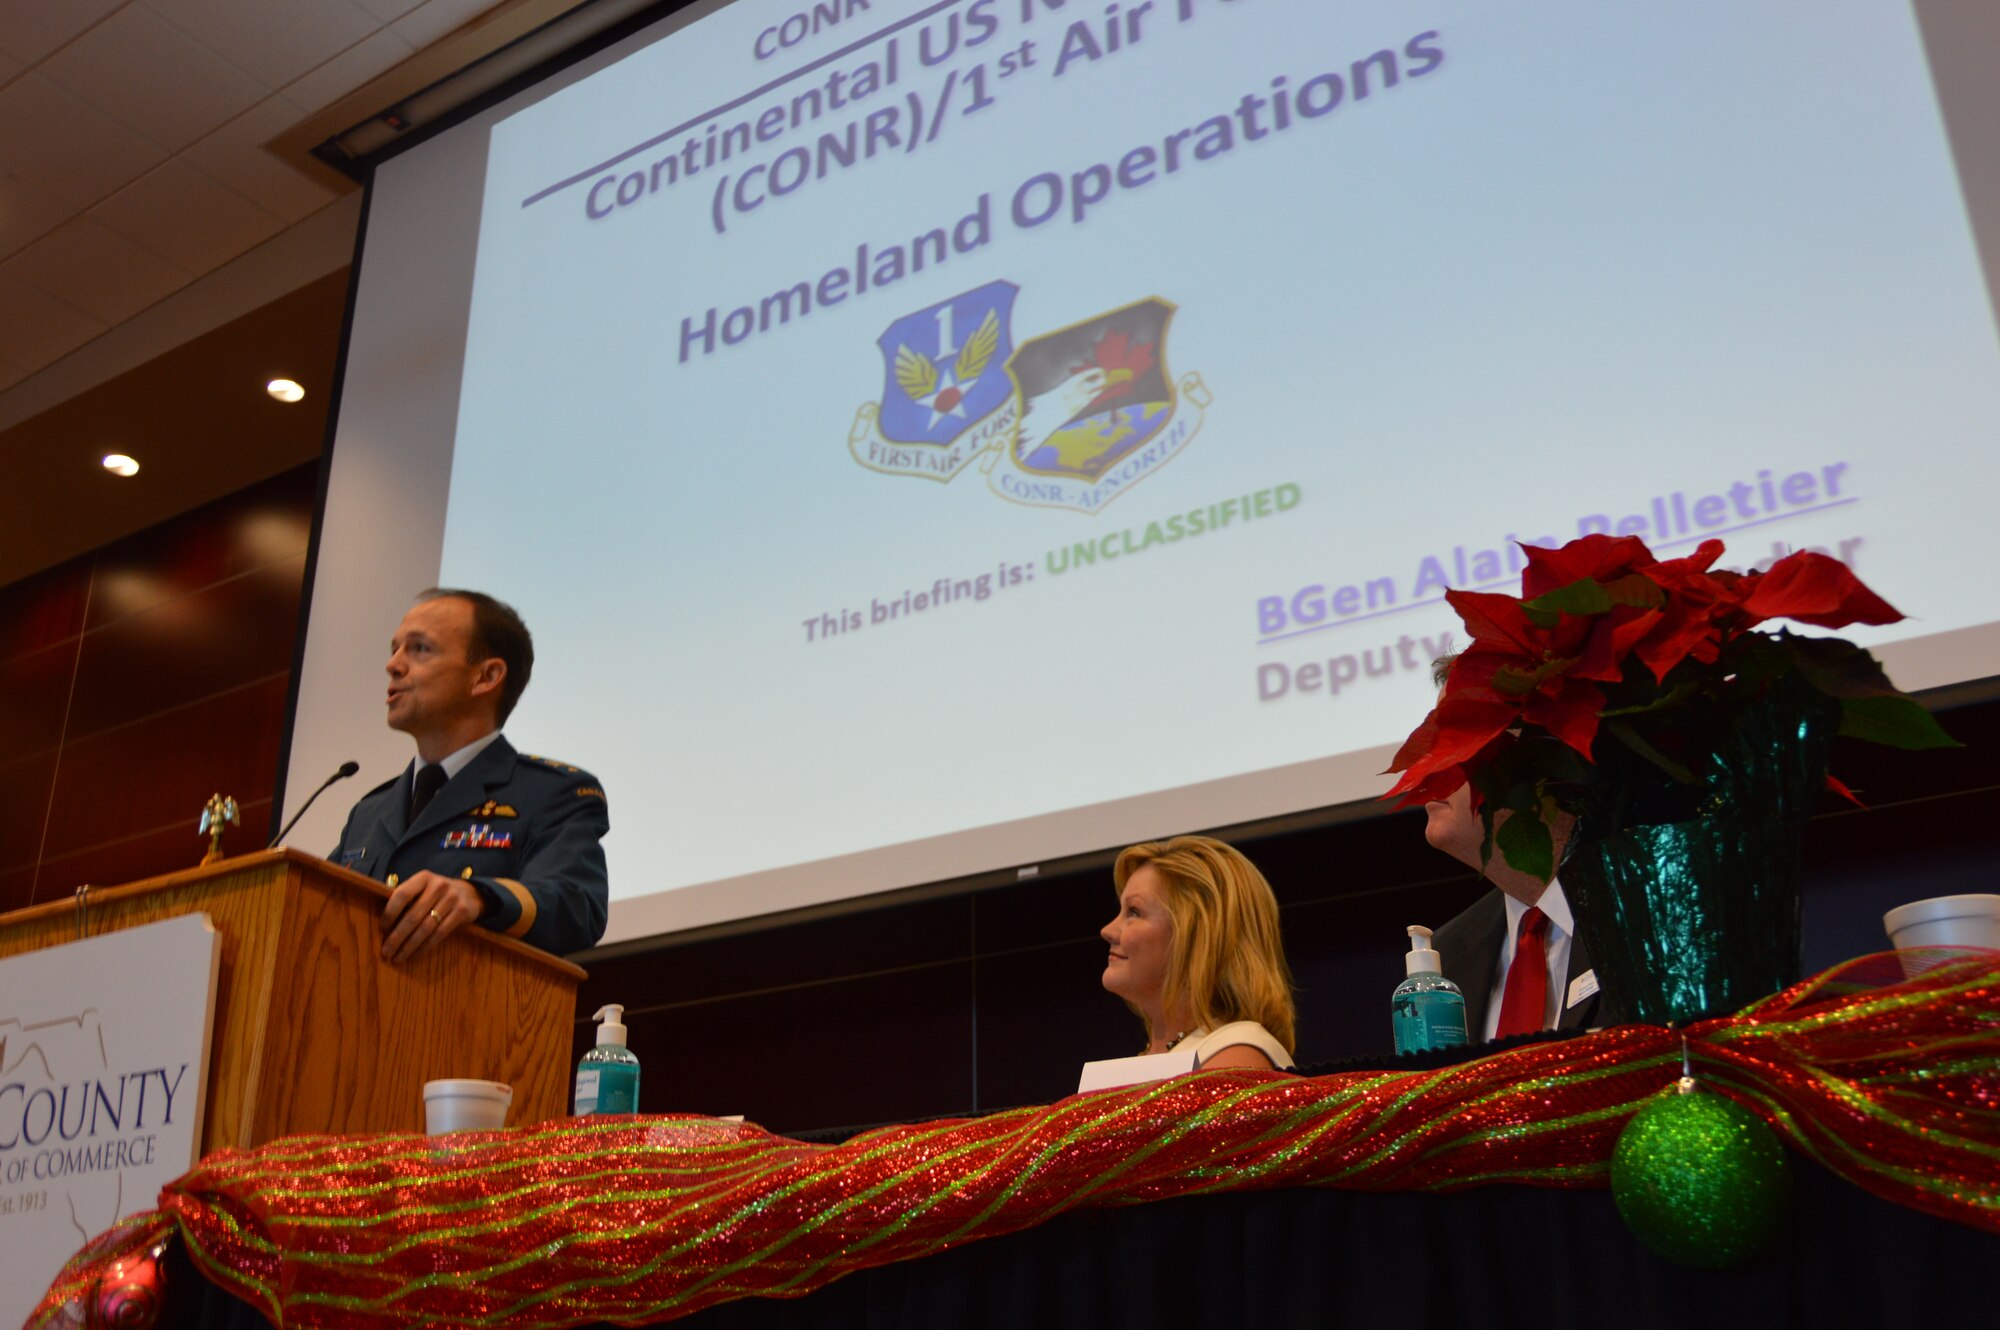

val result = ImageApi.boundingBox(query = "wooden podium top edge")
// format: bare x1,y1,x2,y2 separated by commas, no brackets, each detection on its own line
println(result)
2,847,587,981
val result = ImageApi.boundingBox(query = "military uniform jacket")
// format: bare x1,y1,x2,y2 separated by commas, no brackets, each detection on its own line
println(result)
330,736,609,956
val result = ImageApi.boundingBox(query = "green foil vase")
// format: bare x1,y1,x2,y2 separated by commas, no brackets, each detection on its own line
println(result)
1563,684,1837,1026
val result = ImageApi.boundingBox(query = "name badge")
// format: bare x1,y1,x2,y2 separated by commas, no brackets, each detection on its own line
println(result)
1566,969,1600,1009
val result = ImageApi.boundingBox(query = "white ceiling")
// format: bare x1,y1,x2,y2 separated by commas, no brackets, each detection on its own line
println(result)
0,0,510,394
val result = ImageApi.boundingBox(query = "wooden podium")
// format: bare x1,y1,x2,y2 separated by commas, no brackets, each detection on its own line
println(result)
0,849,584,1156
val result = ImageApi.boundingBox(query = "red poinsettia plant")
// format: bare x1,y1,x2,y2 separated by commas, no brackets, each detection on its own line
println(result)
1383,533,1958,880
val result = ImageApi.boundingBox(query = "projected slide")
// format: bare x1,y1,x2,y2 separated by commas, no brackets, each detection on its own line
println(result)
439,0,2000,931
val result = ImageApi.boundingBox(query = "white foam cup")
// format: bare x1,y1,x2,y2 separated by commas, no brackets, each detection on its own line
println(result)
1883,894,2000,975
423,1079,513,1134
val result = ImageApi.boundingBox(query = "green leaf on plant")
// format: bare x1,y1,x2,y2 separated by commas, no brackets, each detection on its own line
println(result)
1525,577,1615,619
1839,694,1962,750
1493,656,1580,697
1605,719,1698,783
1597,681,1700,719
1522,573,1666,624
1495,808,1555,883
1785,633,1897,699
1601,572,1667,609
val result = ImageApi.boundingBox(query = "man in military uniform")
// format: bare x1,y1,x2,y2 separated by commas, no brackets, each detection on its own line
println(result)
331,589,609,961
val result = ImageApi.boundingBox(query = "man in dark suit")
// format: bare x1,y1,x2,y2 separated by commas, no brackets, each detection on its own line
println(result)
1425,778,1617,1036
330,589,609,961
1421,660,1614,1037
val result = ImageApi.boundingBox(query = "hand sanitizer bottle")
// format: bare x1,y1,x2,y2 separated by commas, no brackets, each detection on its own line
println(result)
1392,926,1470,1054
574,1004,641,1115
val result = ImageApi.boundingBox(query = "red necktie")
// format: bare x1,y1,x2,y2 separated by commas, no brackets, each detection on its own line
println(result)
1494,906,1551,1038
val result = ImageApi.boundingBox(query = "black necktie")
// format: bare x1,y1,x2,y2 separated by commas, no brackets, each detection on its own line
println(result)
410,763,448,824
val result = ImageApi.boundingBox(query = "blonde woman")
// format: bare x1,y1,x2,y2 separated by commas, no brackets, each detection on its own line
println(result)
1100,835,1297,1071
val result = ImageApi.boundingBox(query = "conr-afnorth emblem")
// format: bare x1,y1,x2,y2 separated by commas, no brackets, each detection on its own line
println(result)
988,297,1207,513
849,285,1209,513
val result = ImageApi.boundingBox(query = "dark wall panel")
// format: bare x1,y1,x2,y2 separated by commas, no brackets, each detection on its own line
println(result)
0,749,59,875
83,482,312,631
974,935,1135,1112
975,865,1109,956
618,961,978,1135
38,816,273,895
40,674,293,858
0,865,32,916
63,554,306,740
0,560,90,660
0,641,79,757
0,465,316,904
584,894,973,1011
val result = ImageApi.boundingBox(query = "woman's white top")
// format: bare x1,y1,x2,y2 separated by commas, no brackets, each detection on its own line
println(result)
1185,1021,1295,1071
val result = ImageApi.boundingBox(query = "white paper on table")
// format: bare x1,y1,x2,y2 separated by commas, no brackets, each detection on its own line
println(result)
1077,1049,1198,1094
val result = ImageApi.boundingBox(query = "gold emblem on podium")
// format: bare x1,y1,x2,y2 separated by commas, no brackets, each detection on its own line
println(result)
199,793,240,864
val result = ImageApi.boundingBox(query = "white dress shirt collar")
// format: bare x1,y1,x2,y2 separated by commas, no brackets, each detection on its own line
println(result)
430,730,504,782
1504,877,1573,938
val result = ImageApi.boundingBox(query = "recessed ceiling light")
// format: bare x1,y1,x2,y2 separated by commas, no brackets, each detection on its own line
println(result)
102,454,140,477
266,378,305,403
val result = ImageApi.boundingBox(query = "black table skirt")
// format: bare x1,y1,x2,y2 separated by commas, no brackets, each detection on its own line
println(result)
160,1159,1991,1330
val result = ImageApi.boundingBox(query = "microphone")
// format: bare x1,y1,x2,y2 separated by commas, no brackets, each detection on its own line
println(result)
268,761,361,849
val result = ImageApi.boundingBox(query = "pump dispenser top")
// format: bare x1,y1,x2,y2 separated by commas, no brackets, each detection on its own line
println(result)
1405,925,1443,977
594,1004,627,1046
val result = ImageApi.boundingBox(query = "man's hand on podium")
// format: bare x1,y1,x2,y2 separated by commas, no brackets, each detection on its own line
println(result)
381,871,484,964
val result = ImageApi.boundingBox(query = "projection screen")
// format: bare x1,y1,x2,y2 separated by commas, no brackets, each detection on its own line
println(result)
285,0,2000,945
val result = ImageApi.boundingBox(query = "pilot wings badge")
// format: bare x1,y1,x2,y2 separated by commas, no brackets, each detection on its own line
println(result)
850,281,1020,482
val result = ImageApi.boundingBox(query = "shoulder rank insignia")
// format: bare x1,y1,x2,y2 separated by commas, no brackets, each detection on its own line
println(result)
576,786,606,800
467,800,519,819
442,823,514,851
521,753,581,774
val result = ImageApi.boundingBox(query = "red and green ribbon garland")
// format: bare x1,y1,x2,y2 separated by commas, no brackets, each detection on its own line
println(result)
33,951,2000,1328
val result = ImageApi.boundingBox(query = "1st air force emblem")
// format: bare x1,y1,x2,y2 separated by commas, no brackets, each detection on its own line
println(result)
850,281,1020,481
849,287,1209,513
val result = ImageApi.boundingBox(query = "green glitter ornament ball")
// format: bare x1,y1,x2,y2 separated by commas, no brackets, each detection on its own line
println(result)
1611,1080,1791,1268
